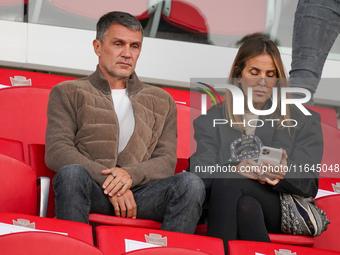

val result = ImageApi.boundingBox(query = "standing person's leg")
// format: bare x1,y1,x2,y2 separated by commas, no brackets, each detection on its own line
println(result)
132,172,205,234
206,178,281,254
290,0,340,105
53,164,115,224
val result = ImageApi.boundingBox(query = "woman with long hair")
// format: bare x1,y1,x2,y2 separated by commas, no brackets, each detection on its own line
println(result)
190,35,323,254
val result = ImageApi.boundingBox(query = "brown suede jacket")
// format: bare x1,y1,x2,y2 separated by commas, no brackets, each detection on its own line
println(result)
45,66,177,187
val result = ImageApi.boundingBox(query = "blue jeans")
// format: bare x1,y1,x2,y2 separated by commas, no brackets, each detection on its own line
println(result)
289,0,340,105
53,165,205,234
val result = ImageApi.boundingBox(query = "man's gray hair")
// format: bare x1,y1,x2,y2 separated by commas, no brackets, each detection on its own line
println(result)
96,11,144,42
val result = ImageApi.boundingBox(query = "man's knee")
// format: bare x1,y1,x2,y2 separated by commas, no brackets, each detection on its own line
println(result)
54,164,91,189
174,172,205,201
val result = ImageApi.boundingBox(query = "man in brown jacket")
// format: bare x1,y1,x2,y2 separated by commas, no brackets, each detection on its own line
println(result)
45,11,205,234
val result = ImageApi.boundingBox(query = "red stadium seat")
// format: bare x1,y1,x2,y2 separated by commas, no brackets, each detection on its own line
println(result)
0,87,50,162
306,105,338,129
0,68,75,88
28,144,53,179
228,240,340,255
0,154,49,217
0,137,24,162
313,194,340,251
175,104,200,173
0,212,94,245
161,87,211,110
194,223,315,246
161,0,276,37
123,247,212,255
161,87,190,106
318,123,340,191
304,105,340,193
0,231,102,255
268,233,314,247
28,143,56,218
96,225,224,255
0,154,36,215
89,213,161,232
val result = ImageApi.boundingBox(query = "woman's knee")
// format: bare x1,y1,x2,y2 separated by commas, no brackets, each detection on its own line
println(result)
212,177,253,194
237,196,262,216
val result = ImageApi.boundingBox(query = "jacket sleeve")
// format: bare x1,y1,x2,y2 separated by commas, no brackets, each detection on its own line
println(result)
273,111,323,198
122,96,178,187
45,85,108,185
188,107,227,179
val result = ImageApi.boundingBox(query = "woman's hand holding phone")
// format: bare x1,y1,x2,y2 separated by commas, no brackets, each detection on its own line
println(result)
258,147,288,185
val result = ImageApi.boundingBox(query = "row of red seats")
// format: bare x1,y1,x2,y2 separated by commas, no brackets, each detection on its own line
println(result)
3,138,338,251
0,147,224,254
0,213,224,254
1,194,340,255
0,217,221,254
3,230,340,255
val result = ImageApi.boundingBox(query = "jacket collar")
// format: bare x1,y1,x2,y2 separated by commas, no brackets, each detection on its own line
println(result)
89,65,144,96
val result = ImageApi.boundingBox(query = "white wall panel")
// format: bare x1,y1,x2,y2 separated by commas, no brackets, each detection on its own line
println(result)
26,23,97,75
136,37,237,88
0,21,339,106
0,20,27,66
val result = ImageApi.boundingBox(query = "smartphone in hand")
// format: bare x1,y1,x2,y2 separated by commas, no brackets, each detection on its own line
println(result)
258,146,282,164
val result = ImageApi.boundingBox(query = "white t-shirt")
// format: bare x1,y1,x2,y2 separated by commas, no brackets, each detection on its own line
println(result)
111,89,135,154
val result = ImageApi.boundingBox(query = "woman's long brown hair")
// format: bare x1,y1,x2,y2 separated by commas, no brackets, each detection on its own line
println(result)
225,35,290,133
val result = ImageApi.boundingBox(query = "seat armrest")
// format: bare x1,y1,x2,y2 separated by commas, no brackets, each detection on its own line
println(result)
37,177,50,217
